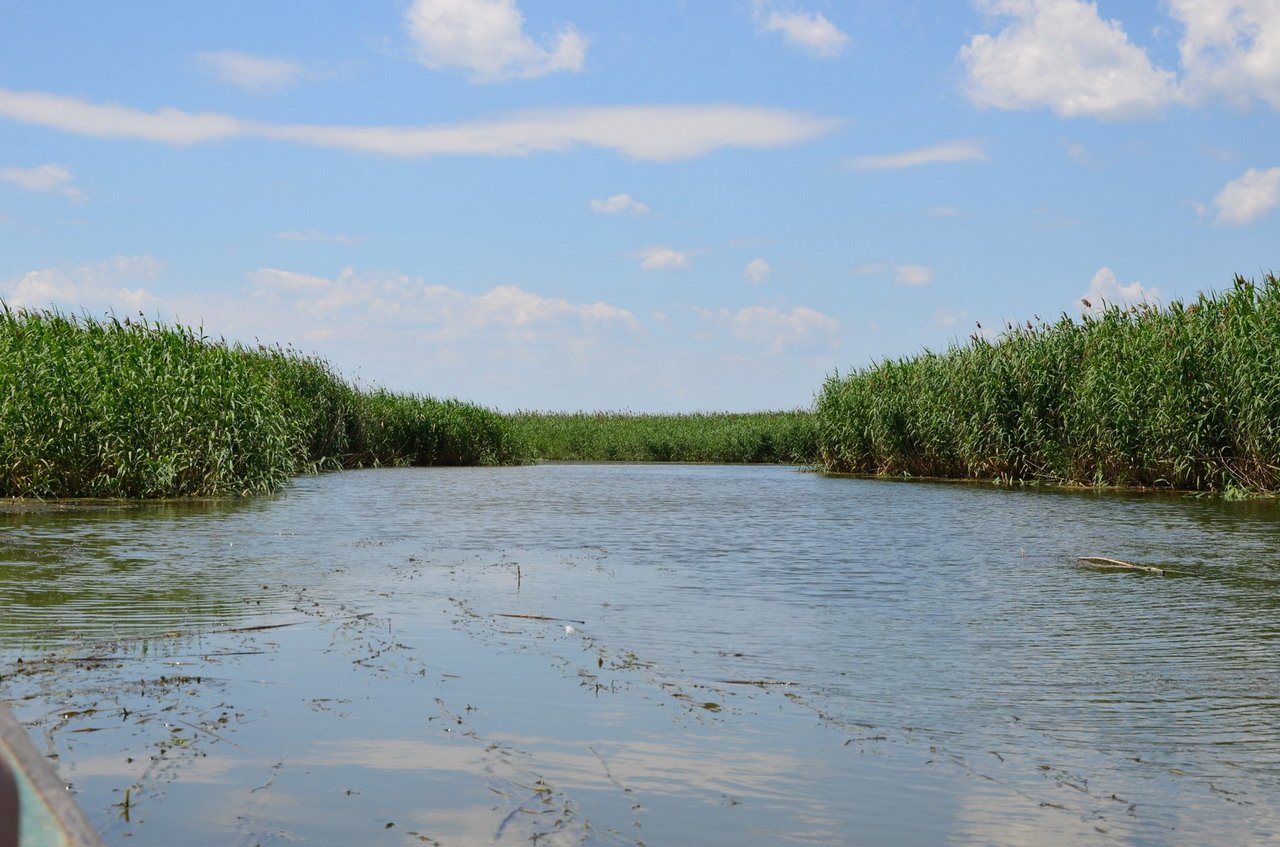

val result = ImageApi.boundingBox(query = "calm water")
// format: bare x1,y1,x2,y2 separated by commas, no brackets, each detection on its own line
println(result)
2,464,1280,845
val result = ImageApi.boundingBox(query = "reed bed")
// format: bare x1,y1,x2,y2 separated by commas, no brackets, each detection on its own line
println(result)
816,273,1280,494
508,410,818,464
0,308,524,498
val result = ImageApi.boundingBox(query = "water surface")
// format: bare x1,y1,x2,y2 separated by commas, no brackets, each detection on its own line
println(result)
2,464,1279,845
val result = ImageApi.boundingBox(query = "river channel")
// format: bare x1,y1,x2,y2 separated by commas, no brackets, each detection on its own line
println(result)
2,464,1279,845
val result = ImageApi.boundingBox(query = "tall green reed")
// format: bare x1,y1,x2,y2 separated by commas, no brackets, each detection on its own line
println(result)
507,410,818,464
0,307,524,498
816,273,1280,493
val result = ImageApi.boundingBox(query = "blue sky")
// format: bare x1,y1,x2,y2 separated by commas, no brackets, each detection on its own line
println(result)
1,1,1277,411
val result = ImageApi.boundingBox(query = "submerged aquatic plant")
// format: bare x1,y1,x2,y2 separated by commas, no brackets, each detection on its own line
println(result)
816,273,1280,494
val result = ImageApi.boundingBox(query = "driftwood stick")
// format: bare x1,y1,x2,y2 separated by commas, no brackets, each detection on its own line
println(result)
1077,556,1166,575
494,613,587,625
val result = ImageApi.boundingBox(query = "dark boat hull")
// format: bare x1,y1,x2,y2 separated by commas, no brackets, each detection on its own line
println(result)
0,703,103,847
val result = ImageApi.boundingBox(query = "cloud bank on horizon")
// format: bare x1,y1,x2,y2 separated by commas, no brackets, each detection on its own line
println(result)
0,0,1275,411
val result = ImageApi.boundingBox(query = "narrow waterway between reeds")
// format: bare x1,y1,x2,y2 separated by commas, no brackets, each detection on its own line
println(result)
3,464,1279,845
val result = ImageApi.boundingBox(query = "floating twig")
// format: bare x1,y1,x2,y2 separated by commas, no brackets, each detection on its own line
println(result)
218,621,306,634
494,613,586,625
175,718,247,752
1076,556,1189,576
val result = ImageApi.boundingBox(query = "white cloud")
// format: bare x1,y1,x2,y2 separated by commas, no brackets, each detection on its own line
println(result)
637,247,690,271
961,2,1280,118
0,163,83,200
961,0,1177,120
0,258,829,410
274,229,362,245
753,2,850,58
1169,0,1280,109
894,265,934,286
847,138,987,171
404,0,587,82
0,90,244,145
0,89,839,163
1214,166,1280,225
247,267,638,337
589,193,650,215
927,206,962,217
744,258,772,285
1,256,163,311
194,51,308,94
1202,145,1238,162
698,305,841,352
932,308,972,330
854,263,934,286
248,268,331,292
1081,266,1161,308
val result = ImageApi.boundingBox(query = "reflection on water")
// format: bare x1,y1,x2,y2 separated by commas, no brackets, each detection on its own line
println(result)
0,497,285,642
3,464,1280,844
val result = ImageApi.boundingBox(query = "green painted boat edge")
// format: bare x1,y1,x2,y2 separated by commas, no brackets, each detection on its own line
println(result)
0,703,104,847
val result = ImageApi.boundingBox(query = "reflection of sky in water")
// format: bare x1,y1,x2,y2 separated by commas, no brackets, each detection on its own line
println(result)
4,465,1280,844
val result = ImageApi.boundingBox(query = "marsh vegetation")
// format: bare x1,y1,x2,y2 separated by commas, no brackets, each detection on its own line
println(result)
6,273,1280,499
0,308,522,498
817,273,1280,494
507,410,818,464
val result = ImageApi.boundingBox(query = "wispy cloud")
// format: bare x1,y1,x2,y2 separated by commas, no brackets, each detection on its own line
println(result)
247,266,639,336
932,307,972,329
1214,166,1280,225
248,268,330,292
405,0,587,82
274,229,362,246
696,304,841,352
1031,207,1083,230
752,2,850,58
847,138,987,171
1,255,163,311
744,258,772,285
894,265,934,286
590,193,650,215
194,51,311,94
0,163,84,200
0,89,839,163
855,263,935,286
637,246,690,271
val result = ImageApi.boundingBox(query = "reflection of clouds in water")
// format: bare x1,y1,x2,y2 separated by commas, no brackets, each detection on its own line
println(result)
69,751,246,784
300,737,590,845
296,738,486,773
401,804,584,847
949,774,1280,846
297,734,807,800
295,733,833,843
949,782,1104,846
492,733,807,800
